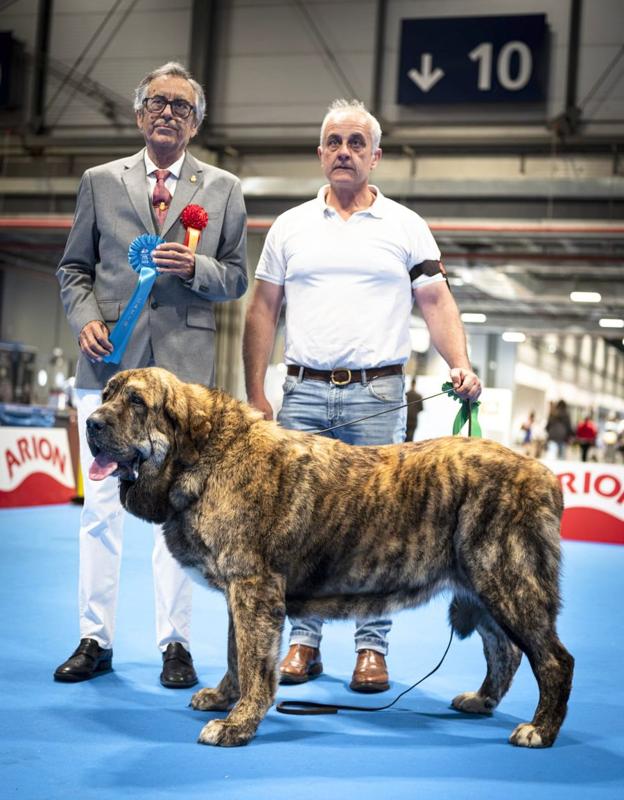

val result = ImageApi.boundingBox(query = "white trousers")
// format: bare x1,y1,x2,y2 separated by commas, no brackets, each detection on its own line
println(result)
76,389,192,652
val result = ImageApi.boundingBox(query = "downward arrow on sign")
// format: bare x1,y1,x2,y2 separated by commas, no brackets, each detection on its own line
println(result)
408,53,445,92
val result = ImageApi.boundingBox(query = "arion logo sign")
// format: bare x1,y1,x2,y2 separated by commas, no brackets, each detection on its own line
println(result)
551,461,624,545
0,427,76,507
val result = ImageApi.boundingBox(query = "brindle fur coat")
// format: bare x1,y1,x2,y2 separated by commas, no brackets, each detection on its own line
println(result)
86,367,574,748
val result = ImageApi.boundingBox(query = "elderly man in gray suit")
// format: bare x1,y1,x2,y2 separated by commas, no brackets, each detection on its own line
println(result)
54,62,247,687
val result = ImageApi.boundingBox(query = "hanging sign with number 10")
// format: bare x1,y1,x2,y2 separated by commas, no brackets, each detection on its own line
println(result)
398,14,548,105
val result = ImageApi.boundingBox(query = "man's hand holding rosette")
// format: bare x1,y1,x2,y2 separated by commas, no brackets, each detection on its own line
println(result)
151,241,196,280
152,204,209,280
102,205,209,364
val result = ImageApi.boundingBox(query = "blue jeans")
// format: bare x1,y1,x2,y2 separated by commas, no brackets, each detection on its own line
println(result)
277,368,406,655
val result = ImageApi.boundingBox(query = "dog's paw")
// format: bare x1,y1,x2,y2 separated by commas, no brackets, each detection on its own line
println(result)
451,691,496,714
509,723,550,748
190,687,236,711
197,719,253,747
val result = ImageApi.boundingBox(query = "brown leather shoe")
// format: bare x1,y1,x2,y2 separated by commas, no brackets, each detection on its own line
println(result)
349,649,390,693
279,644,323,684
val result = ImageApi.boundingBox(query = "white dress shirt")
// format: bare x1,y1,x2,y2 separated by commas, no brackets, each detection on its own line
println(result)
144,150,186,197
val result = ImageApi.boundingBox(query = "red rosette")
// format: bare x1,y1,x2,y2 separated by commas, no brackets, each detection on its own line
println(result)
180,204,208,253
180,204,208,231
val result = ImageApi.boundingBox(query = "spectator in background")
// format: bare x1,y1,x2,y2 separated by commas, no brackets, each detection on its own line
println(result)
546,400,574,460
575,414,597,462
520,410,536,456
533,418,547,458
617,418,624,463
405,377,423,442
602,412,619,463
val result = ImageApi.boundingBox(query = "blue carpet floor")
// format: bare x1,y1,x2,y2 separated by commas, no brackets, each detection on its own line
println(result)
0,505,622,800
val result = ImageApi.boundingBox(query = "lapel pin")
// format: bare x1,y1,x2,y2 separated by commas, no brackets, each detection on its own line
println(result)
190,175,197,183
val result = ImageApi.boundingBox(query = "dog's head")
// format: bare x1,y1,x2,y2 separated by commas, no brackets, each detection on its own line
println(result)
86,367,207,485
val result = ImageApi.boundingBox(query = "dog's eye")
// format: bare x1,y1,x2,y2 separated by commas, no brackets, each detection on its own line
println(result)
129,392,146,407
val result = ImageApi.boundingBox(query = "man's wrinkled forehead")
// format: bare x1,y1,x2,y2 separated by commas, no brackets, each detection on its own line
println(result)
146,75,195,102
321,112,373,144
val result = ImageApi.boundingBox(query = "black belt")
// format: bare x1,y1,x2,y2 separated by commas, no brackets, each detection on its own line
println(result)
286,364,403,386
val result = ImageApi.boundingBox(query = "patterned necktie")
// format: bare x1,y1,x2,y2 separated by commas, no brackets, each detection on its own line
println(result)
152,169,172,226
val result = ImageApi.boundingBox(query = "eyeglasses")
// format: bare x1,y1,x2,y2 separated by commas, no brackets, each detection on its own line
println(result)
143,95,195,120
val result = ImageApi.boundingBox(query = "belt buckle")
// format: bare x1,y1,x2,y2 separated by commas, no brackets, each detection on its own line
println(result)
330,368,352,386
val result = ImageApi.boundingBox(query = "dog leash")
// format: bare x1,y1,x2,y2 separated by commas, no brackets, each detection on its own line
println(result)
275,385,482,717
312,382,481,437
312,389,446,435
276,625,454,716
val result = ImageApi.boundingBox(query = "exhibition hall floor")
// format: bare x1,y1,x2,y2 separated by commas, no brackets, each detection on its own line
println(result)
0,505,622,800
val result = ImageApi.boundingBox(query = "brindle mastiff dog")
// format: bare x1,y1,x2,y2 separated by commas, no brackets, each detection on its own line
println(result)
86,367,574,748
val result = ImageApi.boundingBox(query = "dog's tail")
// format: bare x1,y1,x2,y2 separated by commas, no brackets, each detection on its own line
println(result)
448,595,483,639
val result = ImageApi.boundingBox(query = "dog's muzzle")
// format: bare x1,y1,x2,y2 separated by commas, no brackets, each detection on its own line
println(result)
86,413,141,482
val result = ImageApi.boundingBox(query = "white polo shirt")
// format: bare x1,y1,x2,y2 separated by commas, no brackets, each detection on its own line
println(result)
255,185,443,370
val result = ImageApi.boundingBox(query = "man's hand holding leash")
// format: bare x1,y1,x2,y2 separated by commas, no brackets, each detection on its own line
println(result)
450,367,482,402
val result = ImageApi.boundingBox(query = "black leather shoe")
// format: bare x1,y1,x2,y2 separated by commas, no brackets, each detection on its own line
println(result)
160,642,198,688
54,638,113,682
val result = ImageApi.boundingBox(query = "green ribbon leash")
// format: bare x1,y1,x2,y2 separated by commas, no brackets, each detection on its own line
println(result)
441,382,482,438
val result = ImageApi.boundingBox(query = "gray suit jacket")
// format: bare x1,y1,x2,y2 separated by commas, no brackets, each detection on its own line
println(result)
57,149,247,389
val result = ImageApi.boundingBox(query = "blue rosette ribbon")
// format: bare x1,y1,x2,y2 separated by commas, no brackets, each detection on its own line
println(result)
102,234,164,364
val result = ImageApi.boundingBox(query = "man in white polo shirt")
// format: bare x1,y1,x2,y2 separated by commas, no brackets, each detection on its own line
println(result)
243,99,481,693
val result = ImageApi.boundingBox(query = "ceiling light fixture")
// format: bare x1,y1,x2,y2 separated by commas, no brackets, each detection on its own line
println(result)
502,331,526,343
599,318,624,328
460,312,487,323
570,291,601,303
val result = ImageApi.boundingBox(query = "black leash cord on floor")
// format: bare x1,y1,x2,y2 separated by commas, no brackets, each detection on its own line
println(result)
275,626,455,716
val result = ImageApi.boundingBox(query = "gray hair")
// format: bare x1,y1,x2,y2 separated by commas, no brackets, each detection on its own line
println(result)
319,99,382,150
134,61,206,127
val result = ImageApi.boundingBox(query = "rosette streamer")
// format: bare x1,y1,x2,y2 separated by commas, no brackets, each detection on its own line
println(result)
102,234,164,364
180,204,208,253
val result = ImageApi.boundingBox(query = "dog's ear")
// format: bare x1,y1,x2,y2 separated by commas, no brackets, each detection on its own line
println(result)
102,373,124,402
164,384,211,467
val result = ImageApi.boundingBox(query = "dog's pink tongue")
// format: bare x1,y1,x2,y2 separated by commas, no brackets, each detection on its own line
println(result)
89,453,118,481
